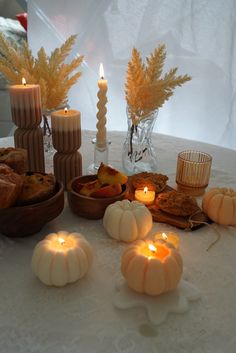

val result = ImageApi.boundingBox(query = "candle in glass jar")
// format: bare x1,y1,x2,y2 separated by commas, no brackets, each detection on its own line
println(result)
134,186,155,205
96,63,107,149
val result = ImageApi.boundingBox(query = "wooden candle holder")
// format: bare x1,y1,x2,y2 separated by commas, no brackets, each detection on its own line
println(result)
9,84,45,172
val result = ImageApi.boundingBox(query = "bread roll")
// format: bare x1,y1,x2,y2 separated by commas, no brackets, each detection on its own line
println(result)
0,147,28,174
0,164,24,208
17,172,56,205
0,179,18,209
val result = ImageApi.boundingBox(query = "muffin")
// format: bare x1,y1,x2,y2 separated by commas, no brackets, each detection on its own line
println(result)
0,147,28,174
17,172,56,205
0,164,24,208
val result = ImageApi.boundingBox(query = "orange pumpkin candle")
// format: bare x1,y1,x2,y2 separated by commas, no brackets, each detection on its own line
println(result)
121,239,183,296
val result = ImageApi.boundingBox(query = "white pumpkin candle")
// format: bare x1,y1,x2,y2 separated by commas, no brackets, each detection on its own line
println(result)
154,231,180,249
121,239,183,296
134,187,155,206
9,78,42,127
103,200,153,242
202,187,236,225
32,231,93,287
96,63,107,149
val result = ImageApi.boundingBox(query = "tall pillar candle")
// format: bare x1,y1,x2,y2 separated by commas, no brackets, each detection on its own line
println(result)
51,108,82,188
9,78,45,172
96,63,107,149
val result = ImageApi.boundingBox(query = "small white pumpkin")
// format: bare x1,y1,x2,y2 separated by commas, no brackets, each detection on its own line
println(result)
32,231,93,286
103,199,153,242
202,188,236,225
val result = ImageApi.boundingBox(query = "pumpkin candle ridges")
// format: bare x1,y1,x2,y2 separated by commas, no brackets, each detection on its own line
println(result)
103,200,153,243
121,239,183,296
202,187,236,226
32,231,93,287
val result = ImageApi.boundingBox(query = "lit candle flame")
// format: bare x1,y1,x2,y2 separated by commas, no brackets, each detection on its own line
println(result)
162,232,168,241
144,186,148,194
22,77,26,86
148,244,157,252
99,63,105,79
64,107,68,114
58,237,65,245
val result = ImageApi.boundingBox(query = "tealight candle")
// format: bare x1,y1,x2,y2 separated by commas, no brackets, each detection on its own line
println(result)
153,231,180,249
121,239,183,295
32,231,93,287
134,186,155,205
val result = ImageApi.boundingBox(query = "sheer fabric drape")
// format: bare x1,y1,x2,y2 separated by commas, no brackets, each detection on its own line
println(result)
28,0,236,150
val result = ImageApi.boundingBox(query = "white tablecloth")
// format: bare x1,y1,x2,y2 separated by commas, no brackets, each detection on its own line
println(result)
0,131,236,353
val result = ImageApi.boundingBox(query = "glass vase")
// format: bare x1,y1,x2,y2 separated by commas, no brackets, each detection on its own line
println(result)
122,108,158,175
42,109,54,154
42,106,67,154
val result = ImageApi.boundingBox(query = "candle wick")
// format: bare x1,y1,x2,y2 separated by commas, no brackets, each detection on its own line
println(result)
23,82,26,86
101,76,104,80
58,237,65,245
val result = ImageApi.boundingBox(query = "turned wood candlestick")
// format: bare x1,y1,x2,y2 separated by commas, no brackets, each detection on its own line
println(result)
9,82,45,172
51,109,82,189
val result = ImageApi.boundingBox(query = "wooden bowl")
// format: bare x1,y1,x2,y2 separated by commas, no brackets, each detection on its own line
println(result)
0,181,64,237
67,175,128,219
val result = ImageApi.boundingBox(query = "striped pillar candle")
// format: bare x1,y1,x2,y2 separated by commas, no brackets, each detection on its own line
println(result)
51,108,82,188
9,79,45,172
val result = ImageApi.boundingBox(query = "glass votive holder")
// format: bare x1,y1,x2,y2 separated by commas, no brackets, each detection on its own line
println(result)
176,150,212,196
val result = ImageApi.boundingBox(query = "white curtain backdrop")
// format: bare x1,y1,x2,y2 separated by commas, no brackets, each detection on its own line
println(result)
28,0,236,150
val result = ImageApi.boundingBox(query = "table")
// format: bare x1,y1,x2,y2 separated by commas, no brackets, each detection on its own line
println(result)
0,131,236,353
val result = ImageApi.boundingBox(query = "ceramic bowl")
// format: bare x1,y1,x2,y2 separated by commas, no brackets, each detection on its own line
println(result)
0,181,64,237
67,175,128,219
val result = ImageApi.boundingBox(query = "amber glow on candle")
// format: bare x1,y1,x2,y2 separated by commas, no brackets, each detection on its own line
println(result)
51,108,81,132
148,244,157,252
134,186,155,205
137,242,171,260
154,231,180,249
46,232,78,251
162,233,168,241
141,242,170,261
58,237,65,245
